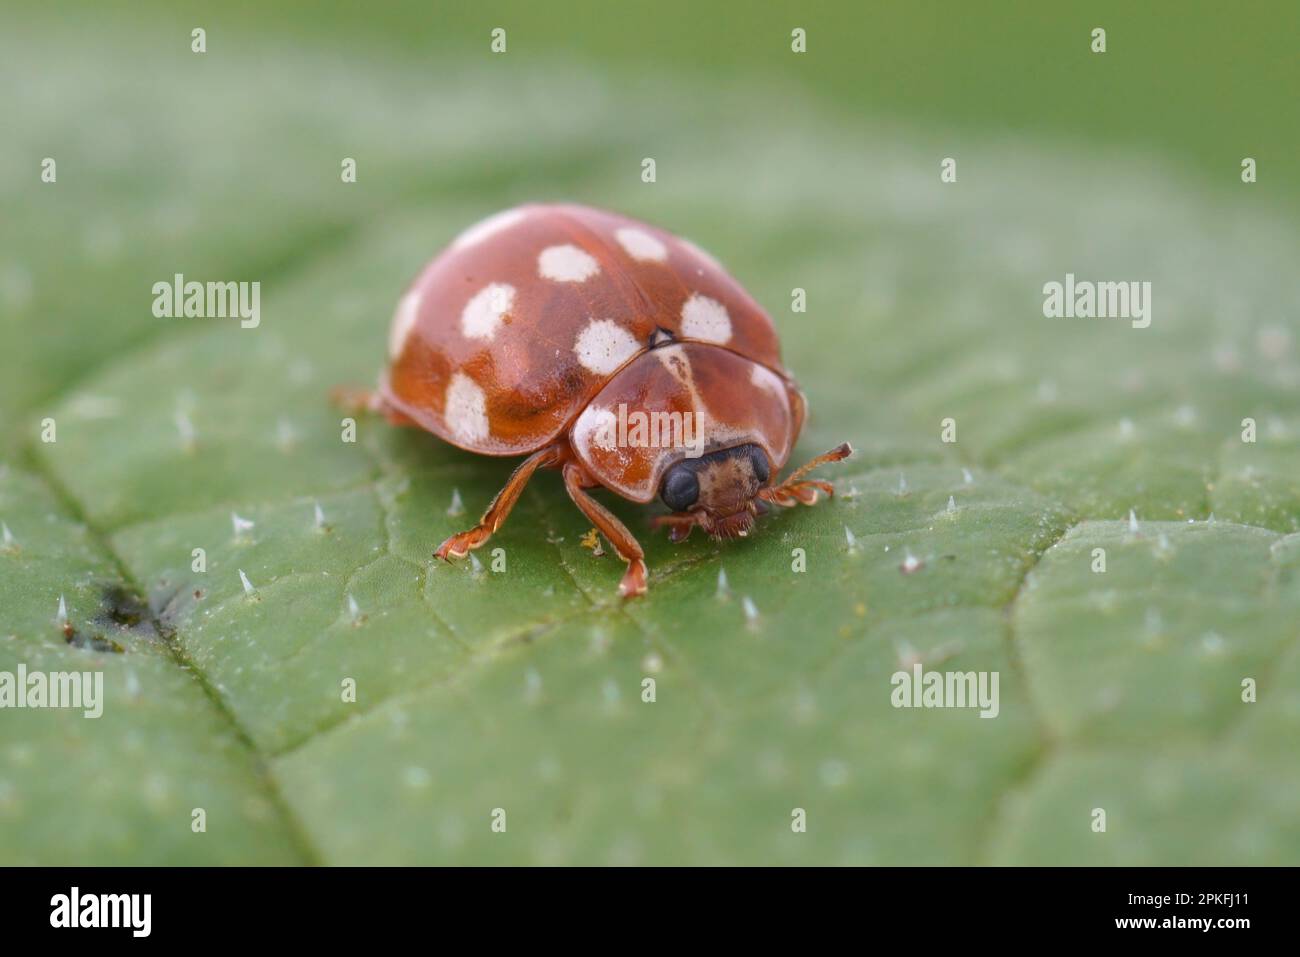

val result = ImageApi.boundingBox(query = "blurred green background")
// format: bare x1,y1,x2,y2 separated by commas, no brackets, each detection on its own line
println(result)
1,1,1298,865
86,0,1300,198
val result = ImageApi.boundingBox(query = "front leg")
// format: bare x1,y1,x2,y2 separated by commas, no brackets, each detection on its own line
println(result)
562,462,648,598
760,479,835,508
435,444,564,560
650,512,699,543
757,442,852,508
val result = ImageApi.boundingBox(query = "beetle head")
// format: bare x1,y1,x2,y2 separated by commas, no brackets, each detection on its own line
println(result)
654,440,853,544
658,443,771,541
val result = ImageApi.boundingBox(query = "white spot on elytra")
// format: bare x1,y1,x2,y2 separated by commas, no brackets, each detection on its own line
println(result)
238,569,256,596
750,363,786,398
56,595,67,624
452,207,527,250
574,406,619,455
615,227,667,262
538,244,599,283
445,373,489,444
680,293,732,344
575,319,640,375
460,283,515,340
388,290,421,359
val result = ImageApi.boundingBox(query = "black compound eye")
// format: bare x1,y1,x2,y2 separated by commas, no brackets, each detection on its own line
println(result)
660,466,700,512
750,448,771,485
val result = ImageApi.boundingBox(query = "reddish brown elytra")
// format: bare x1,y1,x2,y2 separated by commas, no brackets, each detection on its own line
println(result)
340,203,851,598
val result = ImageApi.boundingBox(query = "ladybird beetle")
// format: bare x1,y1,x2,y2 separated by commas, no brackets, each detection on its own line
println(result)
341,203,850,597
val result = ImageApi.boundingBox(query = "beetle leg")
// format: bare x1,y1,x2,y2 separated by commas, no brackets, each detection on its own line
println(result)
650,512,699,543
562,462,648,598
760,479,835,508
435,444,564,561
330,385,417,427
757,442,852,508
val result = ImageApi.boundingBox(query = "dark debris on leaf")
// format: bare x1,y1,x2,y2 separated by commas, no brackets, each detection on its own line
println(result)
64,580,193,650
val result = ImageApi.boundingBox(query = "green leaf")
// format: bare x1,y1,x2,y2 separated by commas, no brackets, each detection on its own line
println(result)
2,11,1298,865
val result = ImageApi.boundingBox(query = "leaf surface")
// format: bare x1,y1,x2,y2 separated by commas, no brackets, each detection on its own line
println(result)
2,12,1298,864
